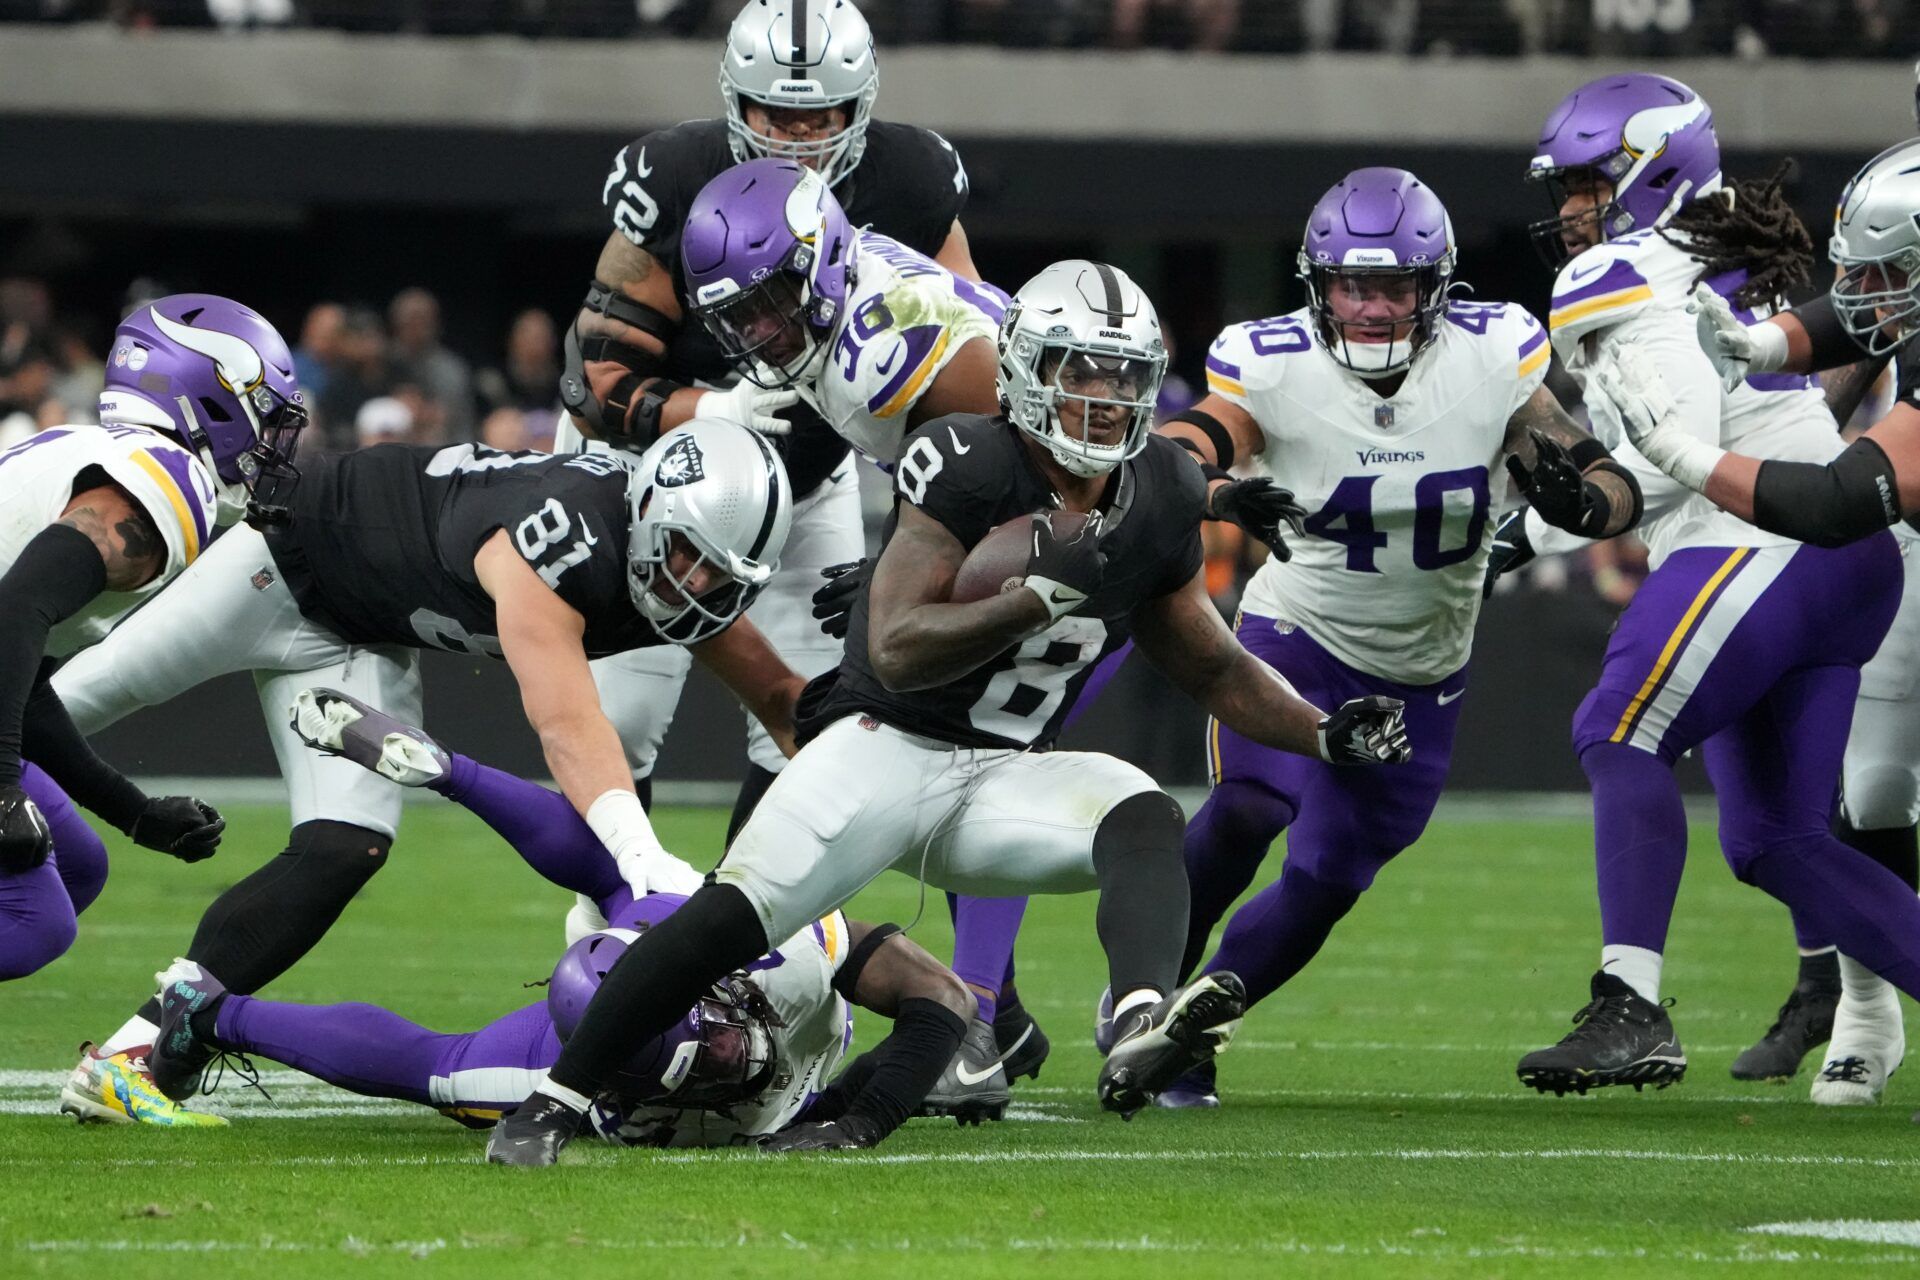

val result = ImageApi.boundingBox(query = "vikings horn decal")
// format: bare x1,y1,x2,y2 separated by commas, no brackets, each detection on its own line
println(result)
149,309,266,394
656,434,707,487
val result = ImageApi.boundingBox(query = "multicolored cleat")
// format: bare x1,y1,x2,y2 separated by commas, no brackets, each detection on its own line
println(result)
289,687,449,787
58,1041,228,1127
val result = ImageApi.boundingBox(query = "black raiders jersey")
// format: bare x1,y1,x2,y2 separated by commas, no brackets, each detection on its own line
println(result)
822,416,1207,751
599,117,969,497
266,443,665,660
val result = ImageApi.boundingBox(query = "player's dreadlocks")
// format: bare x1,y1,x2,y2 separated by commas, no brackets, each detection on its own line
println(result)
1662,160,1814,312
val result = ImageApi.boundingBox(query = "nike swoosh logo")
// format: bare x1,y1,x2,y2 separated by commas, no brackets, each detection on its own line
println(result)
1568,258,1606,283
1048,589,1081,606
634,145,651,179
954,1027,1028,1086
1437,689,1465,705
875,345,901,377
947,426,972,455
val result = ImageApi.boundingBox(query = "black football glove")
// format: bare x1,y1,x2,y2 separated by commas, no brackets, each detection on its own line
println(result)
1316,695,1411,766
1482,508,1536,599
0,784,52,874
128,796,225,864
811,558,871,640
1206,477,1309,561
1024,511,1106,621
1507,430,1606,536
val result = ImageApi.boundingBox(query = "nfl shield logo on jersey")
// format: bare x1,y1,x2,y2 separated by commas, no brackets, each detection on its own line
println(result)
1374,402,1395,430
657,435,706,488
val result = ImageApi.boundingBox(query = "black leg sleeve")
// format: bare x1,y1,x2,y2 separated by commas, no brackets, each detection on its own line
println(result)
1838,816,1920,892
22,665,143,832
1091,791,1190,1000
725,764,779,847
829,998,968,1143
547,883,768,1097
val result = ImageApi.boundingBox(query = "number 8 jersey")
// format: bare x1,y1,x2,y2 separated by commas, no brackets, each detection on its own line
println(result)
1208,301,1548,684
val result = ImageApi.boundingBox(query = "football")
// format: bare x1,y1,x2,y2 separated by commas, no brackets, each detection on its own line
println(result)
951,510,1093,603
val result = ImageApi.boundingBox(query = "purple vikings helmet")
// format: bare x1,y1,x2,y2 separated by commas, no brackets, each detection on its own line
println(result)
1298,168,1457,379
681,157,854,390
548,910,782,1109
1526,73,1723,267
98,294,307,510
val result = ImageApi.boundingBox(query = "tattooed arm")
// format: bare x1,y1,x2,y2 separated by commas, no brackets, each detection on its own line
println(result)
569,233,709,442
1500,383,1642,539
1820,354,1895,434
58,483,167,590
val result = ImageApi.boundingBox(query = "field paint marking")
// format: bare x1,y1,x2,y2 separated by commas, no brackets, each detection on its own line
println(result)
1015,1084,1799,1106
17,1234,1920,1265
1747,1221,1920,1248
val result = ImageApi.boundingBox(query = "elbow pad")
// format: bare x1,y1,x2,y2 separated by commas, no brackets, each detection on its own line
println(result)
1752,437,1903,548
559,280,685,449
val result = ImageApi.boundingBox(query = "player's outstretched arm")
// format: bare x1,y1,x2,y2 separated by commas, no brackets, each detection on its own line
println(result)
866,503,1057,693
566,234,706,446
692,616,806,760
1155,394,1310,558
1501,384,1642,539
1131,568,1409,765
1594,342,1920,547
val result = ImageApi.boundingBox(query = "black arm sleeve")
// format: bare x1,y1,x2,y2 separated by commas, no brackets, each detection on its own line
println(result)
0,523,108,790
1750,435,1905,548
21,666,143,832
1796,292,1875,372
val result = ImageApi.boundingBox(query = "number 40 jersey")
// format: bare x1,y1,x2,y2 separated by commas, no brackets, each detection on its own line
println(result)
1207,302,1548,684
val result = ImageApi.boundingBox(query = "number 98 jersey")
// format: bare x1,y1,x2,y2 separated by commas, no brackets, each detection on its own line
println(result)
1208,302,1547,684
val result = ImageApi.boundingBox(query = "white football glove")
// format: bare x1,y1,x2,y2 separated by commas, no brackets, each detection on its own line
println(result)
695,380,800,435
1587,341,1724,492
564,893,608,945
615,844,706,897
1687,282,1788,394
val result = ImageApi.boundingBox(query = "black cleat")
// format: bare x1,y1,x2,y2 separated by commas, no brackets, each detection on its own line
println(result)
759,1117,882,1153
149,959,227,1102
485,1092,584,1166
919,1017,1012,1125
1729,982,1837,1081
1098,973,1245,1118
1517,970,1687,1096
994,987,1051,1083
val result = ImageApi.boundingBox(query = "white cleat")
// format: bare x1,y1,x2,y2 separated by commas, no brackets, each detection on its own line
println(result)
1811,961,1904,1107
289,688,448,787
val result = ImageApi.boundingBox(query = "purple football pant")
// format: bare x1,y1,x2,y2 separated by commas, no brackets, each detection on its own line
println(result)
1569,538,1920,996
0,764,110,981
215,993,557,1123
1189,617,1466,1007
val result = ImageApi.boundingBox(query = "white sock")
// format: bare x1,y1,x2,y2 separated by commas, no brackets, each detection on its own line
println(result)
1600,945,1663,1004
1798,944,1837,959
99,1015,161,1057
540,1081,593,1114
1111,988,1160,1027
1838,953,1897,1013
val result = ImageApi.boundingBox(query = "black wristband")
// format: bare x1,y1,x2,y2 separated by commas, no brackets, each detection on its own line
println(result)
1170,436,1207,460
1585,458,1643,533
1567,436,1610,471
1752,436,1903,547
1800,292,1873,371
1201,462,1232,486
1167,408,1235,470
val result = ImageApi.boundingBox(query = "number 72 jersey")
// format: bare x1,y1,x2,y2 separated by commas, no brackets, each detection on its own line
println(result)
1210,302,1547,684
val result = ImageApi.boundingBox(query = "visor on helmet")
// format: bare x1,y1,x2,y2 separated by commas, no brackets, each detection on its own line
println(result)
1303,262,1448,379
641,975,781,1109
695,273,821,389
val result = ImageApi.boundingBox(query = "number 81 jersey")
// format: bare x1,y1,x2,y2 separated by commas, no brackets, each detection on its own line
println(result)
1210,302,1547,684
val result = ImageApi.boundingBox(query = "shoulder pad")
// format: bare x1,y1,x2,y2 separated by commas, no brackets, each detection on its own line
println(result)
841,273,998,422
1548,245,1657,360
1449,301,1550,384
1205,314,1311,407
93,427,218,570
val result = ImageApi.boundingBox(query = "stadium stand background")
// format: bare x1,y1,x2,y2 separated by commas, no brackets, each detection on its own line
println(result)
1,13,1913,789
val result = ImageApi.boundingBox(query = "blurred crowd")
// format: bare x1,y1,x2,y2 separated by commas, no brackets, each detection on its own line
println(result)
0,0,1906,58
0,276,563,459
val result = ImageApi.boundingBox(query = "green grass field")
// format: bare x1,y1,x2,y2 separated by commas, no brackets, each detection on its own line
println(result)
4,798,1919,1278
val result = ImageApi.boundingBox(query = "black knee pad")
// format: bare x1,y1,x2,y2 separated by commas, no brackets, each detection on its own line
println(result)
1092,791,1185,871
290,819,392,882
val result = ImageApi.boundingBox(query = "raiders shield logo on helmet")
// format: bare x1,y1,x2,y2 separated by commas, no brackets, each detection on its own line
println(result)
657,434,707,488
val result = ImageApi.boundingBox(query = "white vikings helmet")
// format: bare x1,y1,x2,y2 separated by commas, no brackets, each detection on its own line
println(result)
626,421,794,644
1830,138,1920,357
997,261,1167,478
720,0,879,190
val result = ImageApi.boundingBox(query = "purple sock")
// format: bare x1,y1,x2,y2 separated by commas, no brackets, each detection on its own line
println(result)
1180,779,1297,980
1204,863,1359,1006
437,753,626,911
215,994,451,1105
1583,743,1687,953
948,895,1027,1022
0,861,76,981
1741,836,1920,1000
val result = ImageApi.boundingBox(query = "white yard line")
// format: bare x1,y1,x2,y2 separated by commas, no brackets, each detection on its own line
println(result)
1747,1221,1920,1247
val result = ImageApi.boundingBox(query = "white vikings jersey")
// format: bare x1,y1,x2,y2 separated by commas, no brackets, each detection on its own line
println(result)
599,910,853,1147
807,230,1006,466
1545,230,1841,567
0,423,217,656
1210,303,1547,683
